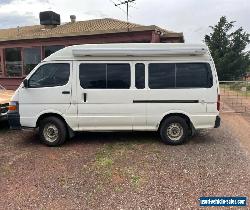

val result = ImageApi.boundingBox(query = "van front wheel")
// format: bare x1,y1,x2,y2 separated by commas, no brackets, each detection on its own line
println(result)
160,116,189,145
39,117,67,146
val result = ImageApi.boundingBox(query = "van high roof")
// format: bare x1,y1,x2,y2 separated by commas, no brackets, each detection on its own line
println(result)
44,43,211,61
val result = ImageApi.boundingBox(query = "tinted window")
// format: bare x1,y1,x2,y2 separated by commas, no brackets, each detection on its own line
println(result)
149,63,175,89
176,63,212,88
79,63,130,89
29,63,70,88
107,64,130,89
79,64,106,89
135,63,145,89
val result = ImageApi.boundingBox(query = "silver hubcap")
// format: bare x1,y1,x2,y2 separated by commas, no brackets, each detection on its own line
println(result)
43,123,59,143
166,123,183,141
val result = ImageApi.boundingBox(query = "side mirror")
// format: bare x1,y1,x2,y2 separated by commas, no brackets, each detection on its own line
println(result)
23,79,29,88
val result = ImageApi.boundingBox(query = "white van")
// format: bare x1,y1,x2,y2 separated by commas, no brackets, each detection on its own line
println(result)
8,43,220,146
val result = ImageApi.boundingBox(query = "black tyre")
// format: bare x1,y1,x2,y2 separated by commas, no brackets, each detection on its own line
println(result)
160,116,189,145
39,116,67,146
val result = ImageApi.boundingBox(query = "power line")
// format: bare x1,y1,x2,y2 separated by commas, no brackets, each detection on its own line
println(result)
115,0,136,22
109,0,127,14
114,0,135,6
129,3,138,9
110,0,136,31
129,0,137,8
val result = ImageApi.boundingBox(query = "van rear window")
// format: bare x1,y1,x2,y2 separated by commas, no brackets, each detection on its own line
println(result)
79,63,130,89
148,63,212,89
176,63,212,88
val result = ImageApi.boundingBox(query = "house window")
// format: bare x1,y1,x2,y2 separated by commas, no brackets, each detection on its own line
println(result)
23,47,41,75
5,48,22,77
44,45,64,58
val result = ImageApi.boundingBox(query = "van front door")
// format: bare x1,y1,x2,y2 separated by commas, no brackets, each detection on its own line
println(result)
18,61,75,129
76,62,133,130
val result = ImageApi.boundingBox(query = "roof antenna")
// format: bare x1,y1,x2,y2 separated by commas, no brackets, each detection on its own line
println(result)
17,26,20,34
110,0,136,32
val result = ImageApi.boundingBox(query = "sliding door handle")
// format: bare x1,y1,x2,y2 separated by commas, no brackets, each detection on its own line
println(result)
83,93,87,102
62,91,70,94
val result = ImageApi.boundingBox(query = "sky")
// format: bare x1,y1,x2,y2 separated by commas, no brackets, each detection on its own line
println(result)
0,0,249,46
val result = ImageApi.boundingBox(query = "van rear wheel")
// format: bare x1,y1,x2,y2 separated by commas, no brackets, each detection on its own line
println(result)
39,117,67,146
160,116,189,145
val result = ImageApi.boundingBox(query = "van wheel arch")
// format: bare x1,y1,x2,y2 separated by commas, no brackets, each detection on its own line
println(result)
158,113,194,136
36,113,74,138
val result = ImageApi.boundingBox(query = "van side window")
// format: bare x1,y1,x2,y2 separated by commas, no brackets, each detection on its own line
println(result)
148,63,213,89
148,63,175,89
79,64,106,89
176,63,213,88
135,63,145,89
79,63,130,89
29,63,70,88
107,64,130,89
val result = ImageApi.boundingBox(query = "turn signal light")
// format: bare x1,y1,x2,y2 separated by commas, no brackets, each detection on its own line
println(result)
8,101,18,112
8,105,17,111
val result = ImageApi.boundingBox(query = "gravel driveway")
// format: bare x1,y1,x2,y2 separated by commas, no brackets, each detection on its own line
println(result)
0,114,249,209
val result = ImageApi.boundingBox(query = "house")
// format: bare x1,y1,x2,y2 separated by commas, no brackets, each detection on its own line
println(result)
0,11,184,90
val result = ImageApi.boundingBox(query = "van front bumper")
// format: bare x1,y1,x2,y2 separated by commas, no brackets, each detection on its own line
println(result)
214,116,221,128
8,112,21,130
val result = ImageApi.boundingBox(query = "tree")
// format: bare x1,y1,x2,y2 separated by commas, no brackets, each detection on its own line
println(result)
205,16,250,80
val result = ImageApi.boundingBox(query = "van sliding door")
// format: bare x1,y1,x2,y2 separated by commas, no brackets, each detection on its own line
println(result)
76,61,134,131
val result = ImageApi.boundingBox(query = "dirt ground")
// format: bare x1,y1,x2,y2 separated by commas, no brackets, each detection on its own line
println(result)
0,113,250,210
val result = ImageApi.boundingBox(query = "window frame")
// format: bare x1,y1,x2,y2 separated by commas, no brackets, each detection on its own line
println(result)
27,61,71,88
148,61,213,89
78,61,132,89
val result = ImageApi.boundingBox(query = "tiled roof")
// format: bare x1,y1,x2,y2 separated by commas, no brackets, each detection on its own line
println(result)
0,18,183,42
